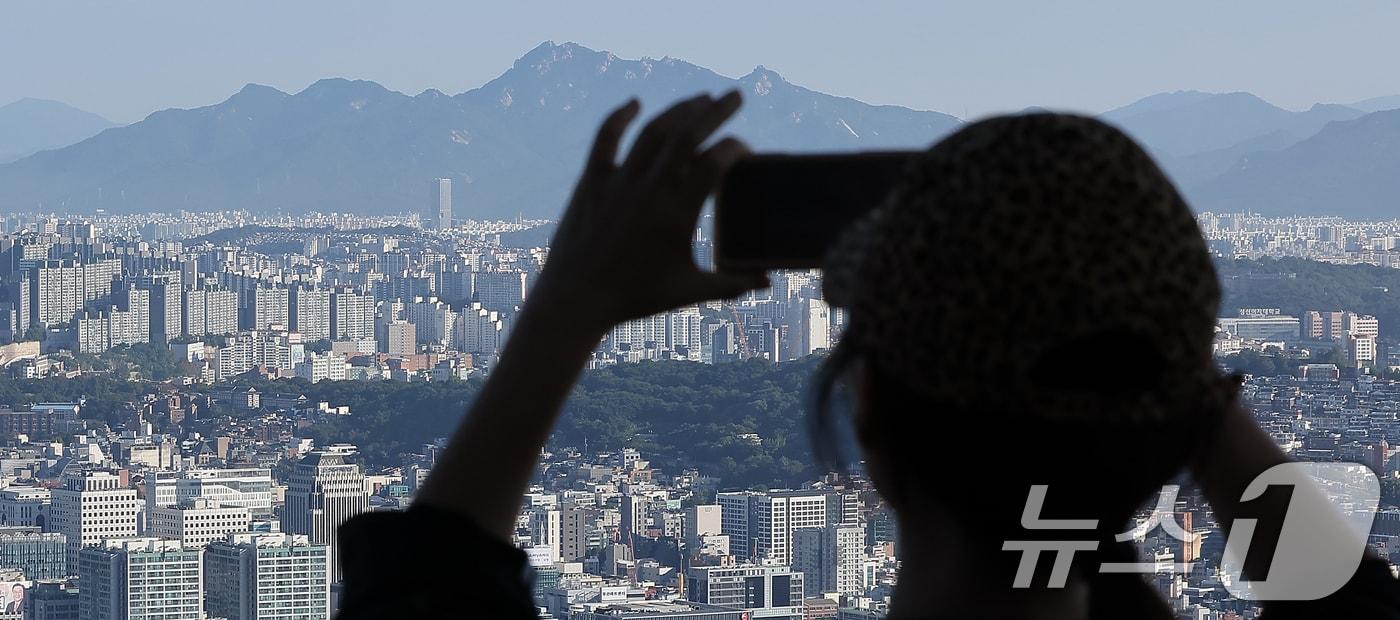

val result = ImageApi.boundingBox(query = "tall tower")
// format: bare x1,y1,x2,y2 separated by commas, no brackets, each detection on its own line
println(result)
431,178,452,230
281,445,367,583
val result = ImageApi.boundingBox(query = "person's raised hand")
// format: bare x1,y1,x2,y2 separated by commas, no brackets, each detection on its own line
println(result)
532,90,767,331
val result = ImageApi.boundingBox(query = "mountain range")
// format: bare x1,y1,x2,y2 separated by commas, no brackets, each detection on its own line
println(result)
0,41,1397,219
0,98,117,164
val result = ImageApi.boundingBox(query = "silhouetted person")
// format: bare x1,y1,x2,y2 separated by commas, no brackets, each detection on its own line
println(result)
338,94,1400,619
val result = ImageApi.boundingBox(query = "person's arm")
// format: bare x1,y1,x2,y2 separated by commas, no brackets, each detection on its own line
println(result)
415,90,765,540
1191,401,1400,618
1189,400,1292,565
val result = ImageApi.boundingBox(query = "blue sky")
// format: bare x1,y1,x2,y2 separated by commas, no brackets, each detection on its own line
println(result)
5,0,1399,123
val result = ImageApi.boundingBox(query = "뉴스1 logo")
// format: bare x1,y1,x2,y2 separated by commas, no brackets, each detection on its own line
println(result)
1001,462,1380,601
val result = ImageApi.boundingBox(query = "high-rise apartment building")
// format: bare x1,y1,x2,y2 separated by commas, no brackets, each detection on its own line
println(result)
184,286,239,337
205,532,331,620
48,471,141,568
329,287,375,341
291,287,332,341
383,320,415,355
473,271,527,314
281,446,366,582
247,286,290,330
136,273,183,344
792,523,866,597
217,330,305,379
78,537,202,620
26,258,121,328
717,491,857,565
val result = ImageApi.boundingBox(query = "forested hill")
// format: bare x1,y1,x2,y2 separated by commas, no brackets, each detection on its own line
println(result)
296,356,830,489
1216,257,1400,338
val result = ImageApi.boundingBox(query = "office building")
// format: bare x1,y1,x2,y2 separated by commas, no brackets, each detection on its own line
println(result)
48,471,141,569
685,504,722,550
205,532,331,620
282,446,366,582
27,580,80,620
145,467,275,524
1216,315,1301,342
78,537,202,620
149,498,251,548
528,507,563,563
0,487,50,527
686,564,805,620
0,526,66,579
575,601,748,620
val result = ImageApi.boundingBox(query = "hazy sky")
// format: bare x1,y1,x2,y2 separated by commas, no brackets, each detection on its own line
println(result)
5,1,1399,124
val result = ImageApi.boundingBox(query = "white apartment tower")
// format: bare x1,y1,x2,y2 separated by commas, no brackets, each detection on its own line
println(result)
330,287,375,341
291,287,332,341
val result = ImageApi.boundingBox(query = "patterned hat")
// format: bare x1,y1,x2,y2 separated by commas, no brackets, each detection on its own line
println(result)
824,113,1235,424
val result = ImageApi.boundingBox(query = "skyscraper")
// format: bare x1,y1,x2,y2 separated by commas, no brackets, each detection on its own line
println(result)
281,445,367,582
431,178,452,230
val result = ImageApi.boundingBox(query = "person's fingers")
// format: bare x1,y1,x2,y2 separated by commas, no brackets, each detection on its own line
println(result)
675,137,750,221
650,90,743,180
583,99,640,181
622,94,711,178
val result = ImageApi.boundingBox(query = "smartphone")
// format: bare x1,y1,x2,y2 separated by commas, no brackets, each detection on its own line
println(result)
714,151,915,270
